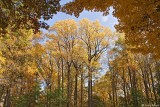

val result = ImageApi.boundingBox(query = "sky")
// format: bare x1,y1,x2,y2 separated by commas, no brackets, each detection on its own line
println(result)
41,0,118,32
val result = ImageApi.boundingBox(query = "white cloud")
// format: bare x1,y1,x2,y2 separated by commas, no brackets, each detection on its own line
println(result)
101,16,109,22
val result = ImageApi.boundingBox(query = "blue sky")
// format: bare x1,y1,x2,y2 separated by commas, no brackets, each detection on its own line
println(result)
41,0,118,32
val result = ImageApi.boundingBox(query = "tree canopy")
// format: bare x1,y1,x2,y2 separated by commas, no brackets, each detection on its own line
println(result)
62,0,160,57
0,18,160,107
0,1,160,107
0,0,60,33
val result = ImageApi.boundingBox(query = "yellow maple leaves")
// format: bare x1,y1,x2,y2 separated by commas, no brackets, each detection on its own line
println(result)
62,0,160,58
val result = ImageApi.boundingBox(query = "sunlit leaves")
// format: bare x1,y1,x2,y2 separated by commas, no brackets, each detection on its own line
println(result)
63,0,160,58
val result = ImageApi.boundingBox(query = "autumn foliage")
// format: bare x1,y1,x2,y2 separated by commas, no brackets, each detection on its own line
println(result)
0,0,160,107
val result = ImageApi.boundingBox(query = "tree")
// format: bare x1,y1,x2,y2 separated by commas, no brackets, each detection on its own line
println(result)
0,0,60,34
62,0,160,58
1,18,160,107
46,19,113,107
48,19,78,107
0,28,40,107
78,19,112,107
95,34,160,107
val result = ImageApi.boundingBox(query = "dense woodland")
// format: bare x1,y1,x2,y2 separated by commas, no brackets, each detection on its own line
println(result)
0,0,160,107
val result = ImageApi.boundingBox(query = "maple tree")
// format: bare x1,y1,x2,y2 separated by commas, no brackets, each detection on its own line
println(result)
0,18,160,107
0,28,40,107
92,34,160,106
62,0,160,57
78,18,112,107
43,19,113,107
0,0,60,34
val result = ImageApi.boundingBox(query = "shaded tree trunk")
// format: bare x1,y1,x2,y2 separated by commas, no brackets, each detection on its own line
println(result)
4,86,11,107
67,63,71,107
148,64,158,104
80,73,84,107
122,68,128,107
74,73,78,107
140,67,150,104
88,68,92,107
111,68,116,107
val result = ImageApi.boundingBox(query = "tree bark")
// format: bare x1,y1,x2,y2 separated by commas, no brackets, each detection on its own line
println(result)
74,73,78,107
122,68,128,107
88,68,92,107
81,73,84,107
148,64,158,104
67,63,71,107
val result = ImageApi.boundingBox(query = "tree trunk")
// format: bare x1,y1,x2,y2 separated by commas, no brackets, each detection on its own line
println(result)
148,64,158,104
4,86,11,107
140,67,150,104
122,68,128,107
88,68,92,107
61,59,64,97
81,73,84,107
58,61,61,90
67,64,71,107
132,70,139,106
111,68,116,107
74,73,78,107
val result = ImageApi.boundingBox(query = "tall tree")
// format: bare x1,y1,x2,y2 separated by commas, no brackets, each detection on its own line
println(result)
78,19,112,107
